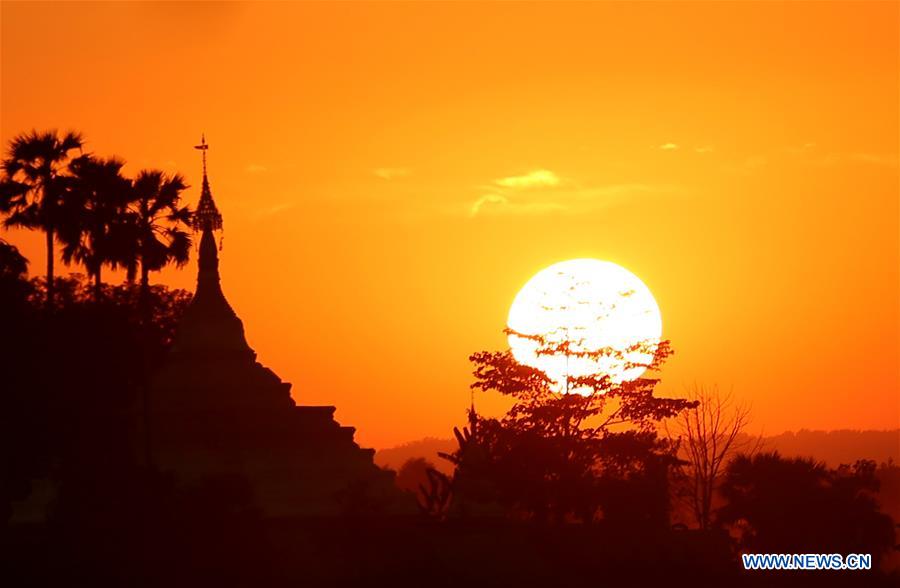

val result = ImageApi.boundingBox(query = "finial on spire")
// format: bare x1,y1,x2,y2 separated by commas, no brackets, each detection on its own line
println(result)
192,134,223,233
194,133,209,177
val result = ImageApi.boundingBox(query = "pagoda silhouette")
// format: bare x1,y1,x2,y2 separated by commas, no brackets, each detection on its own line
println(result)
148,137,404,516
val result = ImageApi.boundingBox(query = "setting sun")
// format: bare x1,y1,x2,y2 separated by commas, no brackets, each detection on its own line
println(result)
507,259,662,390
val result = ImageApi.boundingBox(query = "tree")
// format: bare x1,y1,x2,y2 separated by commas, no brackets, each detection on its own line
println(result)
126,169,192,315
0,238,36,523
665,385,758,530
0,237,28,281
0,129,83,307
124,170,191,467
393,456,455,517
718,452,896,561
59,154,132,301
394,457,434,496
441,330,696,524
0,272,192,525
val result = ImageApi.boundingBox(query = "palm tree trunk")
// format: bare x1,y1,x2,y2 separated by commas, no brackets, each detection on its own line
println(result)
140,262,150,318
45,227,54,309
94,266,102,302
139,257,153,467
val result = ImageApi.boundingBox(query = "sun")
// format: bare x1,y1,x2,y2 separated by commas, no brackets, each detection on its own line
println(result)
507,259,662,392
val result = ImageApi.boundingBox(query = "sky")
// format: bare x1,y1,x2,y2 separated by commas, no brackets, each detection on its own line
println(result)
1,1,898,449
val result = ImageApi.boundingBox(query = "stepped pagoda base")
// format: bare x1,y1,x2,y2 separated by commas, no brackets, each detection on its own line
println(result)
149,139,409,517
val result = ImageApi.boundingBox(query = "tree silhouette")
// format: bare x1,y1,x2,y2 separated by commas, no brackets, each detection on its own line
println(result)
0,240,38,523
436,406,503,519
441,332,695,523
665,385,758,530
0,129,83,308
391,456,456,518
59,155,132,301
395,457,432,495
718,452,896,561
0,237,28,280
0,273,192,525
125,169,192,318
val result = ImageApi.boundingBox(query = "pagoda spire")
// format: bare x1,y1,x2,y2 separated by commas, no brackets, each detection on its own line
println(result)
168,135,253,360
193,134,223,233
192,134,223,288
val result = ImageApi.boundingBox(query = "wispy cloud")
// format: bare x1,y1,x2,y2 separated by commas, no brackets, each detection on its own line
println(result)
658,143,716,153
469,195,566,217
727,146,898,175
468,183,679,217
469,194,509,216
788,142,898,167
494,169,561,188
252,202,294,220
374,167,412,180
820,152,899,167
245,163,268,174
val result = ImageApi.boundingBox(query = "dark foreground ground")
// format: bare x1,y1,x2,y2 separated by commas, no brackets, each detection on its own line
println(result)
2,517,896,587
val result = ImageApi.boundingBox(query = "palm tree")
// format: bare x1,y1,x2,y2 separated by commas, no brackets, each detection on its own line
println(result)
126,169,192,316
125,170,191,468
59,154,132,301
0,129,83,307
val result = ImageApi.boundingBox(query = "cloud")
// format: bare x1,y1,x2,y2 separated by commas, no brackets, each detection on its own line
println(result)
467,183,679,217
252,202,294,220
494,169,561,188
658,143,679,151
469,194,509,216
840,152,898,167
694,146,715,153
729,147,899,175
374,167,412,180
245,163,268,174
469,194,566,217
808,151,899,168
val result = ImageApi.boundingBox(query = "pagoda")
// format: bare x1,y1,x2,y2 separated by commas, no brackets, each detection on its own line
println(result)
148,137,404,516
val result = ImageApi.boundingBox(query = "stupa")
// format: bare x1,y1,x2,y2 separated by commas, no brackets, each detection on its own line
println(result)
149,137,403,516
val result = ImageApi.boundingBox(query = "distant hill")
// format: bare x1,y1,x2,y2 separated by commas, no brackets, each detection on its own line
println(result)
753,429,899,467
375,429,900,473
375,437,457,474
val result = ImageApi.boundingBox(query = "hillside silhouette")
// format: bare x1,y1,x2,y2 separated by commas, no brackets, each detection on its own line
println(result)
376,428,900,472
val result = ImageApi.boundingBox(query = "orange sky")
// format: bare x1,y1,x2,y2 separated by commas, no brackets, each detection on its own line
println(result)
2,1,898,449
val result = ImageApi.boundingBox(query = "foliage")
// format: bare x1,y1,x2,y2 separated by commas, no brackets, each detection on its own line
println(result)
126,169,193,290
0,129,84,306
418,468,453,519
0,129,194,311
57,154,133,299
437,331,696,523
0,237,29,279
0,130,84,232
0,271,191,524
718,452,896,561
